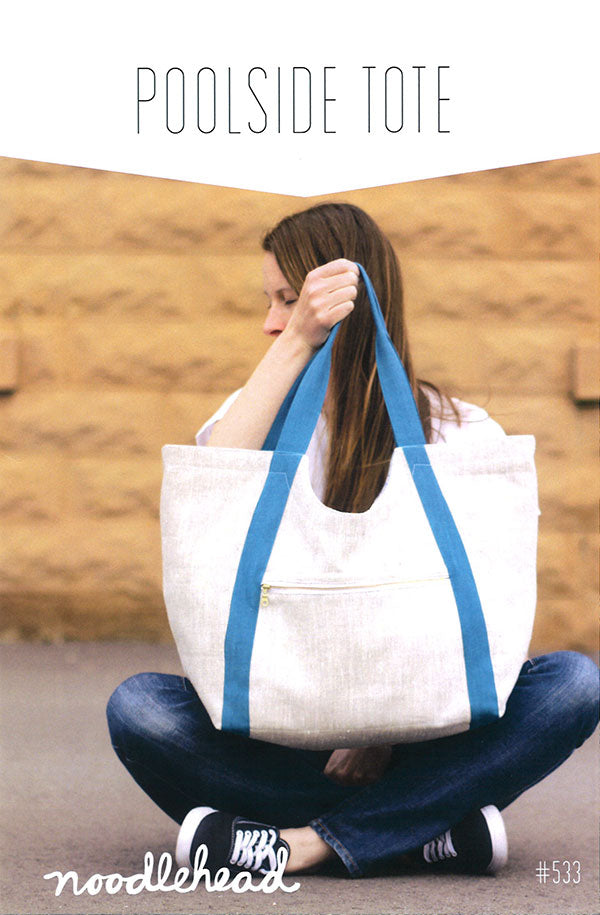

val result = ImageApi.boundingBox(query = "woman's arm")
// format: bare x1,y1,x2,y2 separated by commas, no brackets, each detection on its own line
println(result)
207,259,358,450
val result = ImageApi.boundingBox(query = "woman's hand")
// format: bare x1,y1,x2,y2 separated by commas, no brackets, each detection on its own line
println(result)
207,257,358,450
283,259,359,353
324,745,393,786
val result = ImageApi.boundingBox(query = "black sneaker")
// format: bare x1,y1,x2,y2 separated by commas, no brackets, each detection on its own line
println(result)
421,805,508,875
175,806,290,877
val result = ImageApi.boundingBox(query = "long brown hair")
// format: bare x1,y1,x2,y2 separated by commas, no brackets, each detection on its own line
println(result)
262,203,450,513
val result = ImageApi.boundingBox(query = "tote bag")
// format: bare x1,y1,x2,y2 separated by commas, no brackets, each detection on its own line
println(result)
161,265,538,749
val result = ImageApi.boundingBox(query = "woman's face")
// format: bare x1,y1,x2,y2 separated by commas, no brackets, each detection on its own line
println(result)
262,252,298,337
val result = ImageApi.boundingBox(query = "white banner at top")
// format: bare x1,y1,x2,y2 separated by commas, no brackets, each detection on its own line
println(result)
1,0,598,194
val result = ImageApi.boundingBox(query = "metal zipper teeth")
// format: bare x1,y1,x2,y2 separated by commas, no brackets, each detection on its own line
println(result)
259,577,449,606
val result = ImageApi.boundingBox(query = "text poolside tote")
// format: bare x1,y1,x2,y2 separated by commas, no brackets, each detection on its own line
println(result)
161,265,539,750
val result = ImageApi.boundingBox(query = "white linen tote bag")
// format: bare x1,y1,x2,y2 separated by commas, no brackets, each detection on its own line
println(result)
161,265,538,749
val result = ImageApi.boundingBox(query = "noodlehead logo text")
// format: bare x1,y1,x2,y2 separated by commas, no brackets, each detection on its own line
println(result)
43,846,300,896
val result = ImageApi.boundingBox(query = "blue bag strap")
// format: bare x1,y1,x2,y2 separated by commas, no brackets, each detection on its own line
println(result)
272,264,426,454
224,262,498,737
262,362,310,451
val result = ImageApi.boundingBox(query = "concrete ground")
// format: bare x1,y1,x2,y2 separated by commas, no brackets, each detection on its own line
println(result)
0,641,598,915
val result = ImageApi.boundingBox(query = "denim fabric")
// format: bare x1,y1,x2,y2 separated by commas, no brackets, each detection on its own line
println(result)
106,651,599,876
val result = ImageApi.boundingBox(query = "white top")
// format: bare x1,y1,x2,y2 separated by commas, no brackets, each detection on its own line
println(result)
196,389,506,502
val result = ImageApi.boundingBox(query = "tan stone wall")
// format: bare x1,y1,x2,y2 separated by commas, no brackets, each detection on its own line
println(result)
0,155,598,652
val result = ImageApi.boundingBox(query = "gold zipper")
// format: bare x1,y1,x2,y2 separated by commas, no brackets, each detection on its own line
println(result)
259,575,448,607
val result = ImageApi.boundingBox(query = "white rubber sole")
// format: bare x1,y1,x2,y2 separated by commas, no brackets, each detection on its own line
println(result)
175,806,217,868
481,805,509,874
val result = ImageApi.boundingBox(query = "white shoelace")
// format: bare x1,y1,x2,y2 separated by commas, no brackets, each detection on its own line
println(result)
229,827,279,873
423,828,457,863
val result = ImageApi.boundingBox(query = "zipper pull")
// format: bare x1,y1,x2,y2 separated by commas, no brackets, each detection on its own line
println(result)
260,584,271,607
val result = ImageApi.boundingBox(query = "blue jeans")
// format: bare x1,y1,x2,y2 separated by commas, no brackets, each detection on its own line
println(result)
106,651,599,876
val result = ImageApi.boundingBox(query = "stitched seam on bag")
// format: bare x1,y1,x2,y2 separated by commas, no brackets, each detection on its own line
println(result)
260,577,450,590
250,724,464,736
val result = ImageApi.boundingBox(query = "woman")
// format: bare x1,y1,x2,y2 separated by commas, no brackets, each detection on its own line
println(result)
107,203,599,879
